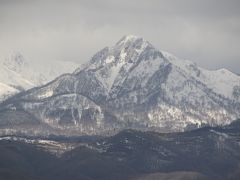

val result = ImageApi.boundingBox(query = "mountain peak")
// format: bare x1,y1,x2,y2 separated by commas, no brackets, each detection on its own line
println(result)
116,35,148,47
3,52,27,73
85,35,156,68
74,35,156,75
113,35,156,63
117,35,140,43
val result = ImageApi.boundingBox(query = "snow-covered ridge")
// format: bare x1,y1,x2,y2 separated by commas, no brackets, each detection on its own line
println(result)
82,35,240,101
0,52,79,101
80,35,163,91
161,50,240,100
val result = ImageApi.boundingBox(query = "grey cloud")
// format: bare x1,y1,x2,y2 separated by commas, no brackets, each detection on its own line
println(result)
0,0,239,73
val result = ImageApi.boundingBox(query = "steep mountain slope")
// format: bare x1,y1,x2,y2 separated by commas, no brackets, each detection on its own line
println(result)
0,35,240,136
0,52,78,101
162,51,240,100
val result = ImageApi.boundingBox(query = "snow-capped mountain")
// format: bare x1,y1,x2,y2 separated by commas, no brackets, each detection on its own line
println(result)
0,35,240,136
0,52,79,101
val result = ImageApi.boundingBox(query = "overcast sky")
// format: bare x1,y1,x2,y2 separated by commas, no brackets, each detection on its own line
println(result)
0,0,240,73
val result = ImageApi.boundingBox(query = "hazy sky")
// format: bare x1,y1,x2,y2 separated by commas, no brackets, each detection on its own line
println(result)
0,0,240,73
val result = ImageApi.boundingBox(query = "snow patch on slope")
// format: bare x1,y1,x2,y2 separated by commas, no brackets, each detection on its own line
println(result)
37,90,54,99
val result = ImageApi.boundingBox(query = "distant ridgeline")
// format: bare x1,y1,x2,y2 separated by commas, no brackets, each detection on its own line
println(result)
0,120,240,180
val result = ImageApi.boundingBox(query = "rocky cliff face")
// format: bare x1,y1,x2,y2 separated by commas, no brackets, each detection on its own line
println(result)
0,35,240,136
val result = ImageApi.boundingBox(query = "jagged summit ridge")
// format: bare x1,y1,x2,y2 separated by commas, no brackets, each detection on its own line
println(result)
76,35,165,91
116,34,144,45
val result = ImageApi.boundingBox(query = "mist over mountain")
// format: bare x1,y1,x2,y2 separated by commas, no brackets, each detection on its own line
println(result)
0,52,79,101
